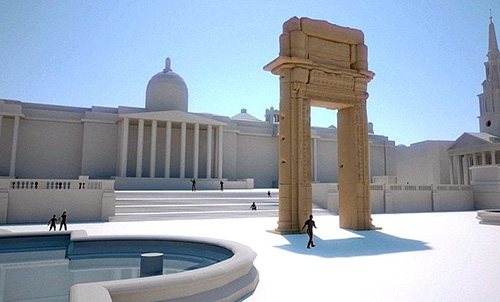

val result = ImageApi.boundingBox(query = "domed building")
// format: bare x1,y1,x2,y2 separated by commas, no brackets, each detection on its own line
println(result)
1,17,500,224
145,58,189,112
0,56,395,191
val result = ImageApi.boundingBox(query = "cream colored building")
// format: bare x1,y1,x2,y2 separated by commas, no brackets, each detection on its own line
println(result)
1,17,499,216
1,16,500,225
446,17,500,185
0,57,395,190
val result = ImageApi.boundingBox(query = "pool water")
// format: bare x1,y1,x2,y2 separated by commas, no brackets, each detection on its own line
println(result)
0,249,219,301
0,231,234,302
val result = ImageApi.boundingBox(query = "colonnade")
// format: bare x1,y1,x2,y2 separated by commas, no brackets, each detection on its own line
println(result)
449,150,499,185
117,117,224,180
0,115,21,177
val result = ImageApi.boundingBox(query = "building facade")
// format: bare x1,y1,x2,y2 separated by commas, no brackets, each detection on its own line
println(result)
447,16,500,185
1,18,498,194
0,58,395,190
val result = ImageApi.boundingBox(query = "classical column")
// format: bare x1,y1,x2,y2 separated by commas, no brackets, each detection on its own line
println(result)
276,69,295,233
274,75,312,234
119,118,129,177
338,98,372,230
462,155,469,185
0,115,3,145
217,125,223,178
193,123,199,179
458,155,463,182
136,119,144,178
493,151,497,165
482,152,486,166
206,124,212,179
164,121,171,178
150,120,157,178
449,156,454,185
9,116,20,177
180,122,186,178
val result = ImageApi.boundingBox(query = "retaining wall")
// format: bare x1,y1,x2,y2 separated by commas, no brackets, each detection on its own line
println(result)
312,183,474,214
0,176,116,224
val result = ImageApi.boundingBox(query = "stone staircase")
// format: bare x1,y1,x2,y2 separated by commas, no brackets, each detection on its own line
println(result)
110,189,329,222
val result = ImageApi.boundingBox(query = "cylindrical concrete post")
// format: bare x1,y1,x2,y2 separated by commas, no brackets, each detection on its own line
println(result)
140,252,164,277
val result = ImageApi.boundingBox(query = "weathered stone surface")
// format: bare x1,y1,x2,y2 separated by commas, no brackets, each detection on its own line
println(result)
265,17,374,231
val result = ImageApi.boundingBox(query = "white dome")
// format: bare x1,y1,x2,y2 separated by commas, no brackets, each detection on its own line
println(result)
145,58,188,112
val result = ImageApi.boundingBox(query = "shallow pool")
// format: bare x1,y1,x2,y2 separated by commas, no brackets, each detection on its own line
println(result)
1,251,223,301
0,232,233,302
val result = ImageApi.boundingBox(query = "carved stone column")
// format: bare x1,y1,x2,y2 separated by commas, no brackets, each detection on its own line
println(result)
275,72,312,233
337,98,372,229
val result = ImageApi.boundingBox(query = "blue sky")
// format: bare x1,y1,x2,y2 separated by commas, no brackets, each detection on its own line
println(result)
1,0,499,146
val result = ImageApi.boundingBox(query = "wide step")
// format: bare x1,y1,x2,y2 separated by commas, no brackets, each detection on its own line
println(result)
110,189,328,222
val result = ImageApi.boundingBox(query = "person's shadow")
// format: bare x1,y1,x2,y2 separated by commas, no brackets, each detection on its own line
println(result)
275,230,431,258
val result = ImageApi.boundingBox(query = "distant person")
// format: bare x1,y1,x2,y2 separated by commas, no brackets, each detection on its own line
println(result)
59,211,67,231
48,214,57,231
220,181,224,191
301,215,317,248
250,202,257,211
191,179,196,191
267,190,271,197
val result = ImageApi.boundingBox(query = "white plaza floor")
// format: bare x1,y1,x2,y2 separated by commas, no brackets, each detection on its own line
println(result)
2,210,500,301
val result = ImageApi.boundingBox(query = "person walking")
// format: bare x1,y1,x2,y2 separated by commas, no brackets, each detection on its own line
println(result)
220,181,224,191
48,214,57,231
59,211,67,231
191,179,196,191
301,215,317,248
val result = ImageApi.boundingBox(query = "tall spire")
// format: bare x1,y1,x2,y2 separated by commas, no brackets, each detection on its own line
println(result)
488,14,500,60
478,13,500,136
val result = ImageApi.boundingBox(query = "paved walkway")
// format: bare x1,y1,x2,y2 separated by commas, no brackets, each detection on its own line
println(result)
2,190,500,301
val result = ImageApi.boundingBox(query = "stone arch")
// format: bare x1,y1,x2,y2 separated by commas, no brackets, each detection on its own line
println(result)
264,17,375,231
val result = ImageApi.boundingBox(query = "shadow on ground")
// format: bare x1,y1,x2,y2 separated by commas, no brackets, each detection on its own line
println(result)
275,230,431,258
